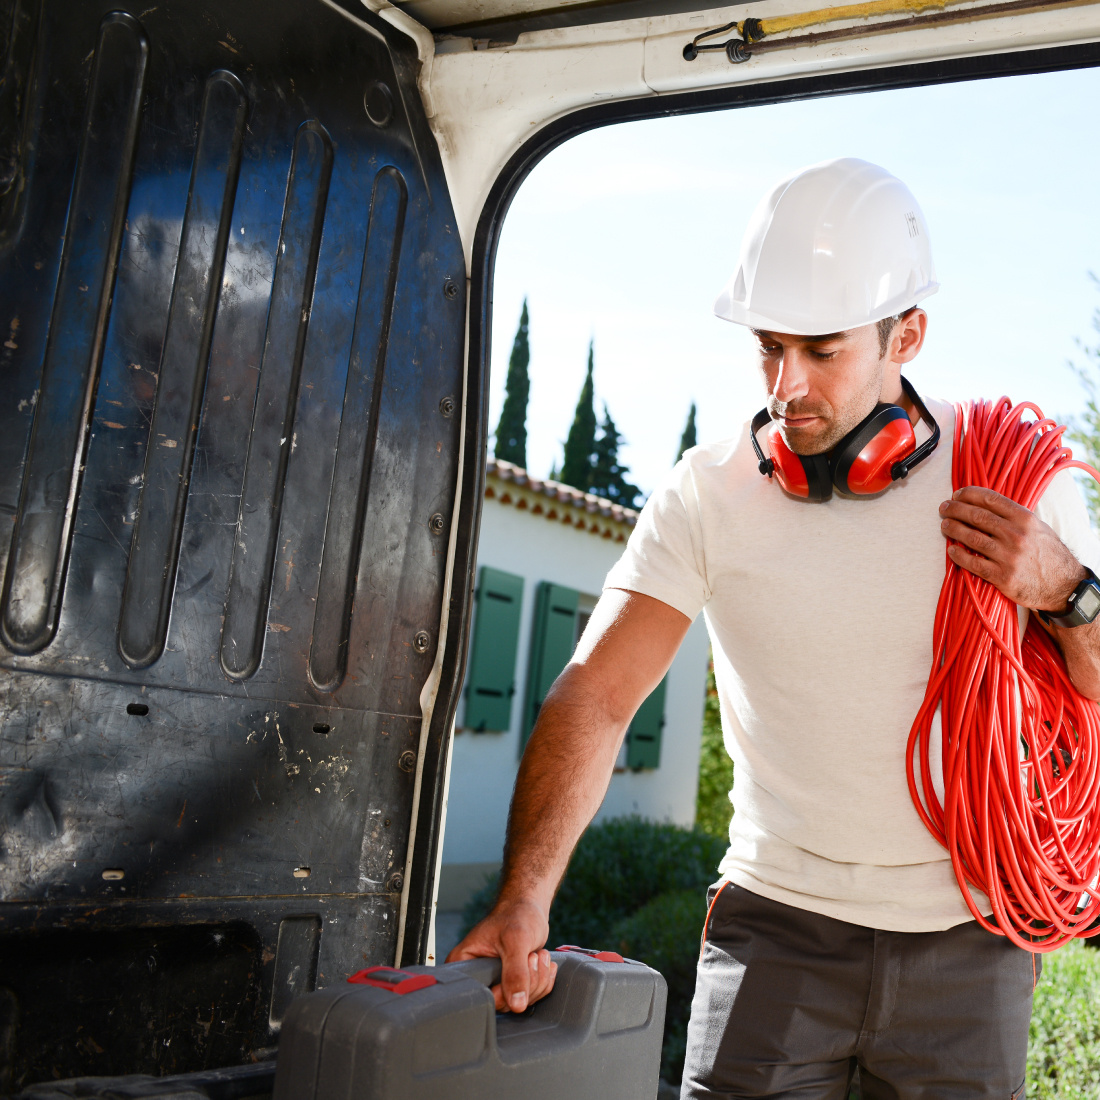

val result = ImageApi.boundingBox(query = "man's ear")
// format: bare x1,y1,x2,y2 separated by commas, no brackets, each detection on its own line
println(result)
892,308,927,365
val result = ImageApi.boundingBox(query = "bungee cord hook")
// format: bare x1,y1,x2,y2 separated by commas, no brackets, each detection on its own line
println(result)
682,19,762,62
682,0,1085,65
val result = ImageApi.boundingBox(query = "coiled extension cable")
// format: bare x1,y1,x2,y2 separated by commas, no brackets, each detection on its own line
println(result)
907,397,1100,951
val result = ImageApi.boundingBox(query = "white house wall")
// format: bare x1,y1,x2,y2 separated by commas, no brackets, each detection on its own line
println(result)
441,492,710,874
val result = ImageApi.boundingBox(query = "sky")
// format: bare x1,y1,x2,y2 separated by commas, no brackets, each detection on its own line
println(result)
487,65,1100,499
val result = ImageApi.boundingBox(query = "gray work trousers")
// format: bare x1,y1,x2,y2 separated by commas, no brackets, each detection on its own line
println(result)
681,883,1039,1100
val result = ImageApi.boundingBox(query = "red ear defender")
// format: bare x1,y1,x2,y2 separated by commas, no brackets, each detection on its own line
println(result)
765,424,833,502
749,376,940,501
831,406,916,495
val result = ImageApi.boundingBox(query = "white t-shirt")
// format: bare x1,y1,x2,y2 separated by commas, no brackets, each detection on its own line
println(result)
604,397,1100,932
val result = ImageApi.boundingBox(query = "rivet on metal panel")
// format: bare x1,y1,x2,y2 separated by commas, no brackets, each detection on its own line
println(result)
429,513,445,534
439,395,455,417
388,872,404,891
126,702,149,716
413,630,430,653
443,278,459,300
102,869,124,881
363,81,394,127
398,750,416,772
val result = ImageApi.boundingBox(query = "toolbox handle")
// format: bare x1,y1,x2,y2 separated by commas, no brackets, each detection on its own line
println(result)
441,947,623,990
444,955,503,988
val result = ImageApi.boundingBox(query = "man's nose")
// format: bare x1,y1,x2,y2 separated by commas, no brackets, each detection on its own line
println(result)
772,350,810,404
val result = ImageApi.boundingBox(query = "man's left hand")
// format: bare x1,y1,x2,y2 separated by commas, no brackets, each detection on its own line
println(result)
938,486,1085,613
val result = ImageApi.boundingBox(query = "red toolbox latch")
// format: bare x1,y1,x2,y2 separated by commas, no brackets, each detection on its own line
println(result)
347,966,439,994
555,945,625,963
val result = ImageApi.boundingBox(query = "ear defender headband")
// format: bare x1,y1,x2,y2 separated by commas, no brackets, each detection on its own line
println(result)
750,376,940,502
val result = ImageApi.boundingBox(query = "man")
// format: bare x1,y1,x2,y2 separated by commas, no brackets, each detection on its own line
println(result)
450,159,1100,1098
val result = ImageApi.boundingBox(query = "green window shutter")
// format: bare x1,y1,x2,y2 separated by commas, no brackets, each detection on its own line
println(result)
464,566,525,732
627,676,667,770
521,582,579,750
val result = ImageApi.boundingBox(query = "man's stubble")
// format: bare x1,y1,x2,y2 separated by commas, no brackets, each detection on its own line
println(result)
767,359,887,457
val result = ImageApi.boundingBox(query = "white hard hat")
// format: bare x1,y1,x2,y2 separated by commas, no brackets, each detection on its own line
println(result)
714,158,938,335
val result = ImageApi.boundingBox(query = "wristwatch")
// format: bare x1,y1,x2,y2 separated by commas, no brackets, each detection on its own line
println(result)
1037,568,1100,628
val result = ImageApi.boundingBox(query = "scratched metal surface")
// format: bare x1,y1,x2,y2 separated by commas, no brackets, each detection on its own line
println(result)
0,0,464,1079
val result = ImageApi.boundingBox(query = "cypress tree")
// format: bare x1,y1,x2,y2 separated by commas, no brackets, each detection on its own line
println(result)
591,405,641,509
676,402,698,463
559,341,597,492
494,300,530,467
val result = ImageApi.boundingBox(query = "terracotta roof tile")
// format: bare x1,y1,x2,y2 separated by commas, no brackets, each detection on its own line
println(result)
486,457,640,529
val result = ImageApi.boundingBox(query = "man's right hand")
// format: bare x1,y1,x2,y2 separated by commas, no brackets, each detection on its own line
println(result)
446,896,558,1013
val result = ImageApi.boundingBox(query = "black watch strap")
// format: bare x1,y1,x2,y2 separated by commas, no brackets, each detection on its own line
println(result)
1038,568,1100,628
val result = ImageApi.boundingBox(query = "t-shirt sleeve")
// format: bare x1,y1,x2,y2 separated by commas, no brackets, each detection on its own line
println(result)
603,459,710,621
1034,468,1100,576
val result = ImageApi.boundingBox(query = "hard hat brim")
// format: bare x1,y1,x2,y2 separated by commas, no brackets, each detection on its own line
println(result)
714,281,939,336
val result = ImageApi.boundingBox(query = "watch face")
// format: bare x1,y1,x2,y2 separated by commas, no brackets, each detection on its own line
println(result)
1077,583,1100,623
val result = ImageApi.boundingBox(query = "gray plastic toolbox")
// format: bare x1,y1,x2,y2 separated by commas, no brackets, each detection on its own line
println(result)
272,948,668,1100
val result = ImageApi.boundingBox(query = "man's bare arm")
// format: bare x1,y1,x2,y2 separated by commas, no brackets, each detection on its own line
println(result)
939,486,1100,698
446,589,691,1012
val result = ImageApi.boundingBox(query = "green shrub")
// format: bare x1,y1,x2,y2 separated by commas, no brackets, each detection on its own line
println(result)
546,817,726,949
695,659,734,840
459,816,724,1084
612,888,706,1084
1027,941,1100,1098
461,816,726,948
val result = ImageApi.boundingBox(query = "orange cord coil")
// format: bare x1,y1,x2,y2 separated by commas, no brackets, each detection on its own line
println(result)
907,397,1100,951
